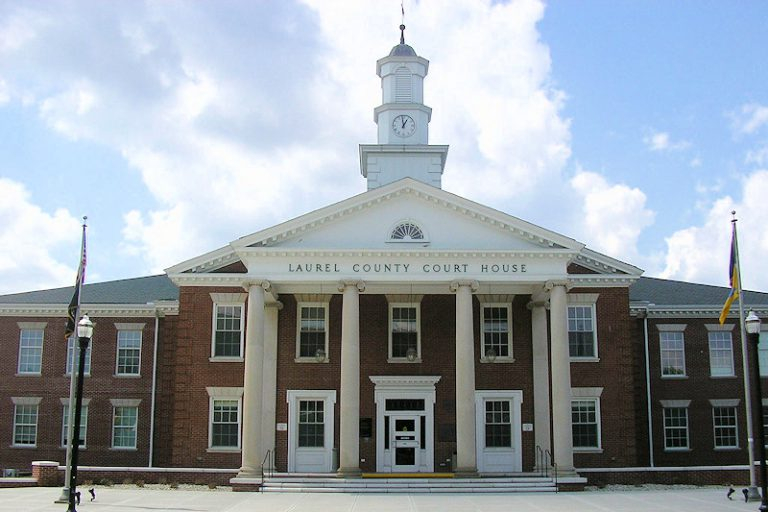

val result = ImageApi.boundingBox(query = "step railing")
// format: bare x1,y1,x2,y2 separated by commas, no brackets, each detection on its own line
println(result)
535,445,557,491
259,449,273,492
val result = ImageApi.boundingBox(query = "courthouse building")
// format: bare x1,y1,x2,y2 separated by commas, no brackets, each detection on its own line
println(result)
2,30,768,487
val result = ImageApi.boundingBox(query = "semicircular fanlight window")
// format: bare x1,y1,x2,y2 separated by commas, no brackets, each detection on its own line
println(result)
391,222,424,241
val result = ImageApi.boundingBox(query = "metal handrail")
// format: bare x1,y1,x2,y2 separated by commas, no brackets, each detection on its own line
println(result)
259,449,273,492
544,449,558,491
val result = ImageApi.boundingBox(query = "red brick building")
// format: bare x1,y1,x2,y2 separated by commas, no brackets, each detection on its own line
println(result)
2,32,768,487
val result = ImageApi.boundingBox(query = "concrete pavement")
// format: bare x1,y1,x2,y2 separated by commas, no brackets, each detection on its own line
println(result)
0,485,758,512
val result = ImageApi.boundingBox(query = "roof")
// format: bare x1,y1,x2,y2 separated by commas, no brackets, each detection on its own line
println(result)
389,43,417,57
629,276,768,307
0,275,178,305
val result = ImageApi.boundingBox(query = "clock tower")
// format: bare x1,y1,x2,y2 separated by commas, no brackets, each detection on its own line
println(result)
360,25,449,190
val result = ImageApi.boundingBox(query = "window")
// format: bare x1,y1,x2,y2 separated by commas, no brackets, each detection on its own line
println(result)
66,337,91,376
116,330,142,376
481,305,511,361
211,400,240,449
13,401,40,446
62,403,88,448
297,304,328,360
484,400,512,448
660,331,686,377
17,327,44,374
567,305,596,358
389,304,420,361
708,331,734,377
298,400,325,448
713,406,738,449
759,332,768,377
390,221,424,241
212,304,244,358
111,401,140,449
663,407,689,450
572,399,601,449
763,405,768,447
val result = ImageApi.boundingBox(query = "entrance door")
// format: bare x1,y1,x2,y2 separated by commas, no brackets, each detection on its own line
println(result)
390,414,421,472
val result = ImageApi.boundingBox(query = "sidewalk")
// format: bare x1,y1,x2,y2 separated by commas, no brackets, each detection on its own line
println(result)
1,485,757,512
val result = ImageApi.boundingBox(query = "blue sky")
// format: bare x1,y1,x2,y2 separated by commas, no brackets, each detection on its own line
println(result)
1,0,767,295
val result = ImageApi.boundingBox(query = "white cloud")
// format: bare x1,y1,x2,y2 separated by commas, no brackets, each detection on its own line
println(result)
569,170,655,263
644,130,690,152
0,178,81,294
660,170,768,290
746,144,768,166
732,103,768,135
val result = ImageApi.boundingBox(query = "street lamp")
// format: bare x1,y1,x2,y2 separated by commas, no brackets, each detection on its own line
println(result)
746,311,768,512
67,315,93,512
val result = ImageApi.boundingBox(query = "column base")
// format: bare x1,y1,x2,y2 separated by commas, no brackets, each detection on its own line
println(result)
554,466,579,477
236,467,263,479
746,486,762,501
337,467,363,478
453,467,478,478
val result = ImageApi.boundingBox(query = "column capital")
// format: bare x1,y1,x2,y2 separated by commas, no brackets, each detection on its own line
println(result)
243,280,271,293
338,280,365,293
266,301,284,310
526,299,549,311
449,280,479,293
544,279,571,292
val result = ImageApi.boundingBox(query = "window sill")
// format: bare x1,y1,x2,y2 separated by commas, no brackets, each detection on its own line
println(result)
480,357,515,364
114,374,141,378
714,447,740,451
663,448,691,452
294,358,329,363
710,375,736,379
110,447,137,451
15,373,41,377
209,357,244,363
387,358,422,364
569,357,600,363
207,447,241,453
64,373,91,378
573,448,603,454
661,375,688,379
10,444,37,449
61,446,87,450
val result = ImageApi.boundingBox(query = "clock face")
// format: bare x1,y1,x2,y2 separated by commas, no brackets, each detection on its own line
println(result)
392,114,416,138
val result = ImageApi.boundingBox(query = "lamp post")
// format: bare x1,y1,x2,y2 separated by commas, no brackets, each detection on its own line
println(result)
746,311,768,512
67,315,93,512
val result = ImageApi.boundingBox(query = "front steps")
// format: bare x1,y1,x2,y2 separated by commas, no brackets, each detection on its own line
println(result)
233,473,566,493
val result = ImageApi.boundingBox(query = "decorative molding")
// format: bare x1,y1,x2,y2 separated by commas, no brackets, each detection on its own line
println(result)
656,324,687,332
11,396,42,405
110,398,142,408
17,321,47,329
0,303,179,318
294,294,332,303
705,323,736,332
210,292,248,304
338,280,366,293
477,294,515,303
60,397,91,406
205,387,244,398
385,294,424,304
709,399,740,407
449,280,479,293
567,293,600,304
572,387,604,398
114,323,145,331
660,399,691,408
369,375,441,388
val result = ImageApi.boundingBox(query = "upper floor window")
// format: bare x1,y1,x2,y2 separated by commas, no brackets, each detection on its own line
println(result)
480,303,512,362
660,330,686,377
116,327,142,376
17,324,45,375
212,303,244,359
567,304,596,358
66,337,91,376
297,303,329,361
708,330,735,377
389,303,420,362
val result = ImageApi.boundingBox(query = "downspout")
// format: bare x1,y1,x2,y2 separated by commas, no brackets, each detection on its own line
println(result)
641,304,655,467
148,310,161,468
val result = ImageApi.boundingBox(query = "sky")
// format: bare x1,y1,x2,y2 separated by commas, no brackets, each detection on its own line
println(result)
1,0,767,295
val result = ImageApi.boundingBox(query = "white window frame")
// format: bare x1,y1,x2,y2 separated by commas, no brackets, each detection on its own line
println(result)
115,323,144,377
567,294,599,361
11,397,41,447
210,293,247,361
710,399,739,450
659,325,687,378
296,301,330,362
759,330,768,377
706,324,735,378
571,387,603,452
17,322,46,375
661,400,691,451
61,398,90,448
286,389,337,472
206,387,243,452
388,301,421,363
479,300,514,363
66,336,92,376
110,399,141,450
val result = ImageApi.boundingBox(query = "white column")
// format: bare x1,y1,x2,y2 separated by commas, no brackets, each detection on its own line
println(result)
238,281,268,477
529,292,551,463
260,301,281,472
451,280,478,476
337,280,365,477
547,280,575,474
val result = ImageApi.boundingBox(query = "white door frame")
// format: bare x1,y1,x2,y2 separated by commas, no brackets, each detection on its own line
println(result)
287,389,336,473
474,390,523,473
370,376,440,473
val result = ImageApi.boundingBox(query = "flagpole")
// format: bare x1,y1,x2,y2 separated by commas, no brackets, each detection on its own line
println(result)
55,217,87,504
732,213,761,500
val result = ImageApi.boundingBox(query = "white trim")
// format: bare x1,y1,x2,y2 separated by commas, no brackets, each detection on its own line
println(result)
474,390,523,473
711,404,739,450
111,402,140,450
207,392,243,452
295,302,330,362
17,326,44,375
656,324,687,332
479,302,514,363
708,330,735,378
286,390,336,473
659,330,686,378
387,302,421,363
705,323,736,331
567,303,598,361
11,396,42,405
116,328,143,377
571,396,602,452
12,401,39,448
61,402,89,449
210,298,245,360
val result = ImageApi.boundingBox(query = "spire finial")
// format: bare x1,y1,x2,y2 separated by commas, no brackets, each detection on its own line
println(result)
400,24,406,44
400,1,406,44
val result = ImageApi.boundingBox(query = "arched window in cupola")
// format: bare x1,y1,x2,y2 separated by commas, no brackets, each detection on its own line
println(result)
390,221,425,242
394,66,412,103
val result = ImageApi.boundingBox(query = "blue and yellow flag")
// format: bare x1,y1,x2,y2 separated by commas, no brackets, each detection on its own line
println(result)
719,229,739,325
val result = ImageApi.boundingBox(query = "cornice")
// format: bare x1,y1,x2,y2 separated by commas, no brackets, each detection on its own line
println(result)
630,303,768,319
0,302,179,318
238,248,577,259
168,273,249,288
569,275,639,288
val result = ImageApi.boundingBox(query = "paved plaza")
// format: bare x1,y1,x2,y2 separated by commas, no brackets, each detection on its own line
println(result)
0,486,761,512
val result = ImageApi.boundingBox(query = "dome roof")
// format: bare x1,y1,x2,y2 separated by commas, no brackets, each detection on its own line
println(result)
389,43,417,57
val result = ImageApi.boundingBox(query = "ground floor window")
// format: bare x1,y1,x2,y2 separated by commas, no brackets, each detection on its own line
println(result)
663,407,689,450
713,406,738,449
211,400,240,448
61,402,89,448
110,398,141,449
13,403,39,446
572,399,600,449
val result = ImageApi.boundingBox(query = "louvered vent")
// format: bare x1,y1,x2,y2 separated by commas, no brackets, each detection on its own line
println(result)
395,67,412,103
